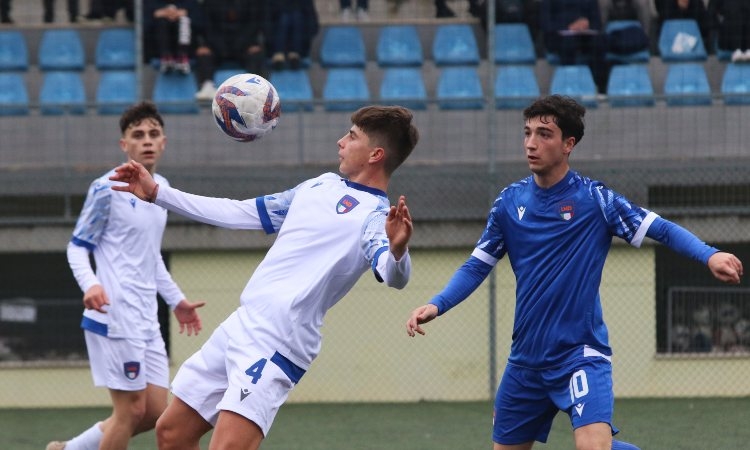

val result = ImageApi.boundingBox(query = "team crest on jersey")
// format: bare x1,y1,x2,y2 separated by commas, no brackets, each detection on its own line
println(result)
123,361,140,380
336,195,359,214
558,201,574,221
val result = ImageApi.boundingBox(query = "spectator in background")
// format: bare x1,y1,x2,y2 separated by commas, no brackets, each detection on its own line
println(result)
43,0,80,23
475,0,539,37
194,0,269,100
541,0,610,93
601,0,650,56
434,0,483,18
708,0,750,62
0,0,12,24
599,0,652,35
86,0,134,21
656,0,710,49
340,0,368,21
269,0,319,71
144,0,204,74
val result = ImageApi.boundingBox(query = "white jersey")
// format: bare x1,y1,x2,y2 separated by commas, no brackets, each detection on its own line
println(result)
155,172,411,369
68,169,185,340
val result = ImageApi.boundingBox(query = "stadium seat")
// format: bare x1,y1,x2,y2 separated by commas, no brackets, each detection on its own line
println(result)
39,71,87,115
606,64,654,107
0,73,29,115
152,72,200,114
96,70,137,115
214,68,244,87
38,29,85,71
319,26,366,68
494,65,540,109
432,24,480,66
270,70,314,112
436,66,483,110
658,19,707,62
0,30,29,71
493,23,536,65
721,63,750,106
95,28,135,70
663,63,711,106
376,25,423,67
379,67,427,110
604,20,650,64
549,65,598,107
322,68,370,111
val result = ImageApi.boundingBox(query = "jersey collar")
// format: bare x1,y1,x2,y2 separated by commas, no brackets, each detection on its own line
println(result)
343,178,387,198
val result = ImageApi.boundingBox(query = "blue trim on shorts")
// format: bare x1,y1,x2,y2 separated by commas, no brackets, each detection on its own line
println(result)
270,351,306,384
81,316,108,336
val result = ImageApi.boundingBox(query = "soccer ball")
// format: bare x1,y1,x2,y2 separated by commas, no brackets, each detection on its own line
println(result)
212,73,281,142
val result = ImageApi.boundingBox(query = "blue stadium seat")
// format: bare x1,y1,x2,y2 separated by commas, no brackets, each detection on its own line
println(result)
493,23,536,65
606,64,654,107
152,72,200,114
495,65,540,109
95,28,135,70
721,63,750,106
0,30,28,71
38,29,85,71
39,71,86,115
663,63,711,106
549,65,598,107
323,68,370,111
319,26,366,68
96,71,137,115
379,67,427,110
605,20,650,64
436,66,483,110
376,25,423,67
0,73,29,115
214,68,244,87
433,24,480,66
270,70,314,112
658,19,707,62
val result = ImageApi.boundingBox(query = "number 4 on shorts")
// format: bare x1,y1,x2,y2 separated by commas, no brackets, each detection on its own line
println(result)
245,358,267,384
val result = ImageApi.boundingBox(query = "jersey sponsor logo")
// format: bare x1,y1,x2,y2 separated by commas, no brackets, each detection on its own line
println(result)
240,388,251,401
517,206,526,220
336,195,360,214
123,361,140,380
558,201,574,221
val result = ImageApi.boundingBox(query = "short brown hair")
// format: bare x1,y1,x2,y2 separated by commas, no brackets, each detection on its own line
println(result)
523,95,586,145
119,101,164,135
351,105,419,175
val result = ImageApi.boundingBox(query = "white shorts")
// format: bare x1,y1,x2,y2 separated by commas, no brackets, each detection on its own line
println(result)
170,309,305,436
84,330,169,391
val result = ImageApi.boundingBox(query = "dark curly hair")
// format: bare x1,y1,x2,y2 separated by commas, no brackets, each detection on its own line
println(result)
523,95,585,145
119,101,164,135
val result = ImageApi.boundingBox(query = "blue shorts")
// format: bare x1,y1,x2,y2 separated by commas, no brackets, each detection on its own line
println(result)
492,353,619,445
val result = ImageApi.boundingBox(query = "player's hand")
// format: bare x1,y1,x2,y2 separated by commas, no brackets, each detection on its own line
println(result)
83,285,109,313
386,195,412,260
173,299,206,336
708,252,744,284
406,304,438,337
110,160,159,202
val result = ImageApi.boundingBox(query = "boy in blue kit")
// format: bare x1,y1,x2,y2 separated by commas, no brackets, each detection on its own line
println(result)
406,95,743,450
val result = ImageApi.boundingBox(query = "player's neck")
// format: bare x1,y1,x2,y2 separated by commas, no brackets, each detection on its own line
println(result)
533,165,569,189
347,172,388,193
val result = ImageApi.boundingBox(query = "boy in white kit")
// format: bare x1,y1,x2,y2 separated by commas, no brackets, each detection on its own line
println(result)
48,101,205,450
110,105,420,449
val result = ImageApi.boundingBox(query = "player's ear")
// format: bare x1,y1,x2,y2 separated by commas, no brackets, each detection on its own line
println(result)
369,146,385,163
119,138,127,153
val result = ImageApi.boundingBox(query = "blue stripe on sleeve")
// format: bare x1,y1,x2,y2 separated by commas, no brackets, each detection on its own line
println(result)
270,351,306,383
71,236,96,252
255,197,275,234
429,256,493,315
646,216,719,264
80,316,108,336
371,246,389,282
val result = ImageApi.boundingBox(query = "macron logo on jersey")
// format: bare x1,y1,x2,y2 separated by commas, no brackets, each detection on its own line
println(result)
517,206,526,220
336,195,359,214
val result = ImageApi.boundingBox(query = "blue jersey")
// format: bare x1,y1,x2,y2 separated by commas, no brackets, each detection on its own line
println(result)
431,170,717,368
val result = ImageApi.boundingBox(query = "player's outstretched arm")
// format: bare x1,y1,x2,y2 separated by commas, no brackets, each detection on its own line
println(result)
406,304,439,337
173,299,206,336
386,195,412,260
707,252,744,284
109,160,160,202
